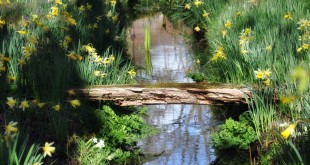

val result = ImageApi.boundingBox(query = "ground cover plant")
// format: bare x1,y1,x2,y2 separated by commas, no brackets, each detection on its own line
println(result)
0,0,155,164
159,0,310,163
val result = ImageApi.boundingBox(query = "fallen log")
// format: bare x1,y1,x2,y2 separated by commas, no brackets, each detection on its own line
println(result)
74,83,251,106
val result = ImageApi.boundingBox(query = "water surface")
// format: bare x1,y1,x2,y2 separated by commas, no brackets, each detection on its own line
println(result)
129,13,220,165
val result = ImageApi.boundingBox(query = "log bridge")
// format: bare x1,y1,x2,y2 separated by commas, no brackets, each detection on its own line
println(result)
75,83,251,106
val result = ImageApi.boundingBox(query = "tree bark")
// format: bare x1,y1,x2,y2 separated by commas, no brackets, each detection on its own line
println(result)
75,85,251,106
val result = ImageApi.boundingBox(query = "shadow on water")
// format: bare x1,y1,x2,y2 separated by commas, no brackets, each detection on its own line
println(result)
129,13,249,165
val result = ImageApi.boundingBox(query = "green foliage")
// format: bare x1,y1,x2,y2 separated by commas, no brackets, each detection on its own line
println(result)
186,71,207,83
0,133,43,165
74,105,155,163
73,135,131,164
100,105,154,147
212,118,257,150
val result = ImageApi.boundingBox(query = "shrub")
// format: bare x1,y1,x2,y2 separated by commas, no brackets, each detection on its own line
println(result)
186,71,207,83
211,118,257,150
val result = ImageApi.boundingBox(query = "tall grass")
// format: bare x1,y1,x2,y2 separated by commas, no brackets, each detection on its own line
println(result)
144,25,152,75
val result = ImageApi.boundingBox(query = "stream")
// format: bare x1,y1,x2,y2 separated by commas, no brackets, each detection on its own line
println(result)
128,13,229,165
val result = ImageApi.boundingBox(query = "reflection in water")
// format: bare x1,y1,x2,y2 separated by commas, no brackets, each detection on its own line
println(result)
129,13,193,83
129,13,220,165
140,104,217,165
138,105,218,165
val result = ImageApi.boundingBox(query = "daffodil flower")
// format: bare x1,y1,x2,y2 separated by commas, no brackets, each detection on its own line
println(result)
194,0,203,7
194,26,200,32
5,121,18,135
16,30,28,36
254,69,264,79
6,97,17,108
224,20,232,29
281,124,296,139
265,45,272,52
42,142,56,157
69,99,81,108
19,99,30,111
53,104,61,111
128,69,137,78
68,89,76,96
184,4,191,9
283,12,293,20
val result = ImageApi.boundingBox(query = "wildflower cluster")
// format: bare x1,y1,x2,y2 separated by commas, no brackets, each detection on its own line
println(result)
239,28,252,55
127,69,137,78
297,19,310,53
0,16,5,29
92,137,105,148
5,94,81,111
210,46,226,61
0,53,10,76
254,68,272,86
184,0,204,10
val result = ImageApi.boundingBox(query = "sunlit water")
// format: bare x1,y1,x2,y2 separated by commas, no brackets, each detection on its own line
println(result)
128,13,193,83
129,13,220,165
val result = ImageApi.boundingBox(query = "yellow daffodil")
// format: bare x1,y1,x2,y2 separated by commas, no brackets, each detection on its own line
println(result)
194,0,203,7
69,99,81,108
82,44,96,53
36,102,45,108
79,4,85,12
297,47,303,53
6,97,17,108
202,10,209,18
263,79,271,86
5,121,18,135
241,49,249,55
235,11,242,17
19,99,30,111
106,11,113,18
112,16,118,23
55,0,63,5
110,0,116,6
265,45,272,52
96,16,102,22
18,58,26,67
16,30,28,36
254,69,264,79
86,3,92,10
128,69,137,77
224,20,232,29
102,57,111,64
1,56,10,62
297,19,310,31
221,30,228,38
68,89,76,96
42,142,56,157
194,26,201,32
50,6,59,16
211,46,226,61
67,51,78,60
284,12,293,20
196,59,200,64
264,69,271,77
7,75,16,82
184,3,191,9
109,54,115,61
93,71,107,77
280,96,296,104
53,104,61,111
0,17,5,29
281,124,296,139
302,43,308,50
